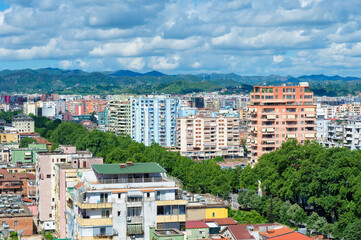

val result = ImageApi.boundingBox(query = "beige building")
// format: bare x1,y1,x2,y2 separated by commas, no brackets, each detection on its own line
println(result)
177,116,243,160
247,83,316,164
12,115,35,133
108,100,131,136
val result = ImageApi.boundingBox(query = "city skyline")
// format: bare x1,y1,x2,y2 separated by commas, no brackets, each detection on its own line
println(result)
0,0,360,77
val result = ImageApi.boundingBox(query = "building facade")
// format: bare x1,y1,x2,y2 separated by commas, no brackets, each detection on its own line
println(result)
36,145,103,232
177,116,243,160
12,115,35,133
247,83,316,163
65,162,186,240
131,95,179,147
108,100,131,136
317,117,361,150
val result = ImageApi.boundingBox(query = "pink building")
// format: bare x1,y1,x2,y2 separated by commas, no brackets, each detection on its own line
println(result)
36,145,103,234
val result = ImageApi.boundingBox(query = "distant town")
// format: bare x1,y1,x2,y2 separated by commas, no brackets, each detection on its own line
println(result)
0,81,360,239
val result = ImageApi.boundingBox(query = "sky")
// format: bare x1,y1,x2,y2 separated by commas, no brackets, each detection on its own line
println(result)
0,0,361,76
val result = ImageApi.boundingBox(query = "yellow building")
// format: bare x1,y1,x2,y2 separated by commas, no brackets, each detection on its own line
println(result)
0,133,19,143
186,195,229,221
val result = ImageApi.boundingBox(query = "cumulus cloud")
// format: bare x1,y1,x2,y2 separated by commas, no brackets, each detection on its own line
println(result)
0,0,360,76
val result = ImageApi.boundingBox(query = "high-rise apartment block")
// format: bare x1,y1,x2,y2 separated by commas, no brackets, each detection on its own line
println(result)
131,95,178,147
66,162,186,240
108,100,131,136
177,116,243,160
247,83,316,163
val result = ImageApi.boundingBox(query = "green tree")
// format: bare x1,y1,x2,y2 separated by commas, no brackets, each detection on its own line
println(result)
344,219,361,240
19,137,37,148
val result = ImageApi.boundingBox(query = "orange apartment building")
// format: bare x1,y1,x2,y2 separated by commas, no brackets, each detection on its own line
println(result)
65,99,107,115
247,83,316,164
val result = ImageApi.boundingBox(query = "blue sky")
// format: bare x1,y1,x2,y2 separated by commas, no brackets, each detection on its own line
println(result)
0,0,361,76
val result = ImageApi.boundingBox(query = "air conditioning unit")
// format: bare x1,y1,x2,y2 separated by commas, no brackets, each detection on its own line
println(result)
127,217,131,222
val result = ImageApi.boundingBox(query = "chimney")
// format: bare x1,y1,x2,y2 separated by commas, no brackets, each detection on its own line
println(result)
119,163,126,168
126,161,133,166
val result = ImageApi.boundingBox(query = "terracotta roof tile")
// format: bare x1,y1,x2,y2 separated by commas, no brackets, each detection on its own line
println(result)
203,218,238,226
260,227,294,238
186,220,209,229
226,225,255,240
270,232,312,240
74,182,84,189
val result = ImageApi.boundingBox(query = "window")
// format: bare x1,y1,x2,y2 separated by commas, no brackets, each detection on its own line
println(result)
49,214,52,218
127,207,141,217
118,193,121,199
212,212,215,217
118,211,121,216
147,192,150,198
47,175,51,178
14,221,18,226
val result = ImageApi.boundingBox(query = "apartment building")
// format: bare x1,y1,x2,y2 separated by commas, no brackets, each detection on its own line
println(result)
108,100,131,136
0,169,35,197
317,117,361,150
12,115,35,133
131,95,179,147
248,83,316,163
66,162,186,240
36,145,103,232
0,195,34,236
177,116,243,160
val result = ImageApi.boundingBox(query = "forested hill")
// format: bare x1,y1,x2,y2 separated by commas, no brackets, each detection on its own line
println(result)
0,68,361,96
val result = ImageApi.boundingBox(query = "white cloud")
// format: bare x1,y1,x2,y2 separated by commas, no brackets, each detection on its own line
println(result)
117,57,145,71
0,0,360,76
148,55,180,70
273,55,285,63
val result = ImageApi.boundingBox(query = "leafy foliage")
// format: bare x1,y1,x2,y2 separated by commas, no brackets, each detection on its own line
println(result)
19,137,36,148
37,119,241,198
240,139,361,237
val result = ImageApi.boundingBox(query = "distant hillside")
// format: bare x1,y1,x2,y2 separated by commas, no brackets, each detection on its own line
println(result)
0,68,360,96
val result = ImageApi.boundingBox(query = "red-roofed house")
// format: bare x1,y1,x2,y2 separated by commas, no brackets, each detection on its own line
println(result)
260,226,312,240
269,232,312,240
204,218,238,226
186,220,210,240
221,225,255,240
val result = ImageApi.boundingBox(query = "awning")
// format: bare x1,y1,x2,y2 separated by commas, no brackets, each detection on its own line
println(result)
287,115,296,119
287,134,296,138
304,108,315,112
267,115,276,120
127,224,143,235
306,114,315,118
267,128,274,132
305,133,315,138
262,128,266,132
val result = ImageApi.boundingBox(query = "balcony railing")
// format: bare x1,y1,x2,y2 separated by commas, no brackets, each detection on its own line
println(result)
98,177,164,184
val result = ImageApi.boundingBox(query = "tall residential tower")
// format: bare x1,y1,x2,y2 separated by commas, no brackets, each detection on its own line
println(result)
247,83,316,164
131,95,178,147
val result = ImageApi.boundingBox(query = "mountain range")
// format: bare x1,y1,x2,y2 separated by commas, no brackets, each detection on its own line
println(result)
1,68,361,96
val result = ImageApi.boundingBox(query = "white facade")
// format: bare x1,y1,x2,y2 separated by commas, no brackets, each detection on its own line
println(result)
177,116,243,159
130,95,179,147
317,118,361,150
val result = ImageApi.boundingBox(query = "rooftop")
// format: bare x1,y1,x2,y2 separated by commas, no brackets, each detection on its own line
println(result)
186,220,209,229
153,228,184,237
225,225,255,240
203,218,237,226
260,226,294,238
92,162,166,175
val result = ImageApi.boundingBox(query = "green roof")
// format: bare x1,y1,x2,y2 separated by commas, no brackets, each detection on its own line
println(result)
91,162,166,175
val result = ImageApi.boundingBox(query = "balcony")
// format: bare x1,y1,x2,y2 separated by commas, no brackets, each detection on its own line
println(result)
127,216,144,224
77,202,113,209
98,177,164,184
77,216,112,227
